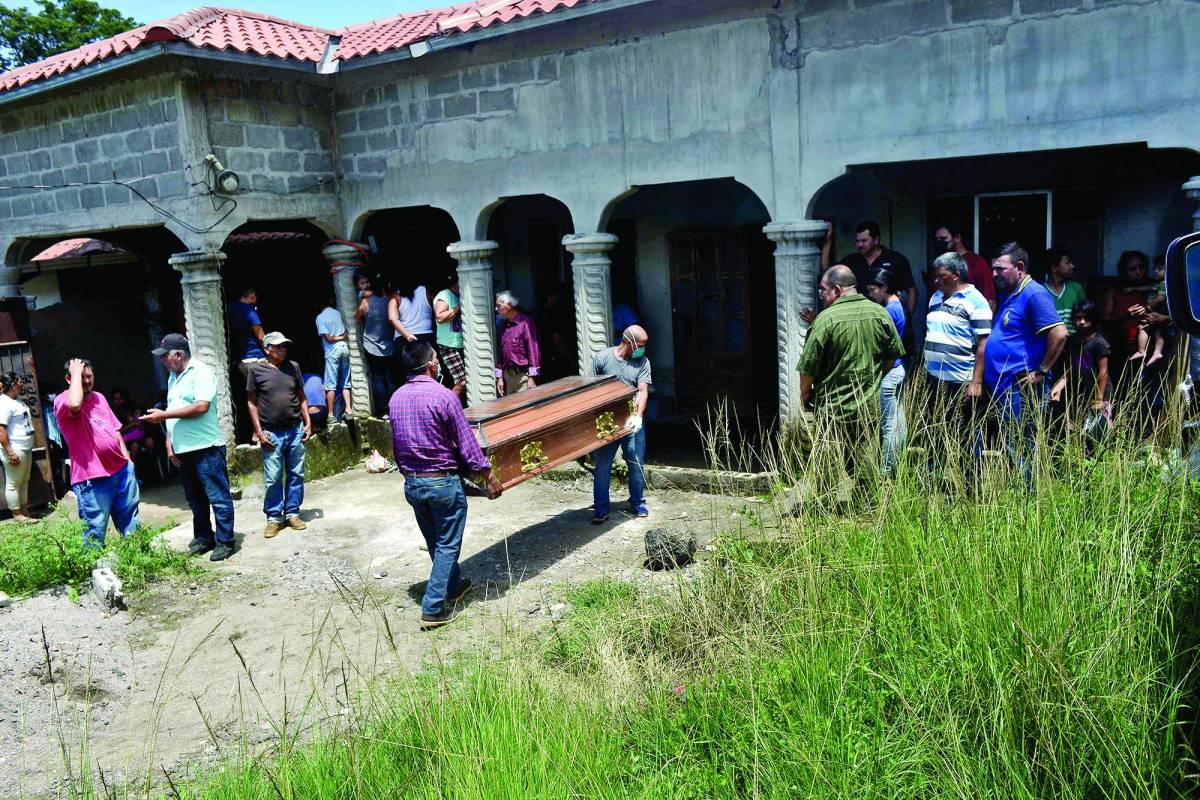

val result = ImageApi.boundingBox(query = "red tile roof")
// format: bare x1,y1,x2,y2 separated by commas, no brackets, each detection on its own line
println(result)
0,0,595,94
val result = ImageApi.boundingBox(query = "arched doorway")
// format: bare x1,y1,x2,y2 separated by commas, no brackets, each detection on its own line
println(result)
484,195,576,382
604,178,775,421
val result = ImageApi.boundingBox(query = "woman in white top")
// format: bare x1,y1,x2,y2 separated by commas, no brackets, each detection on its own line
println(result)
0,372,37,522
388,282,435,344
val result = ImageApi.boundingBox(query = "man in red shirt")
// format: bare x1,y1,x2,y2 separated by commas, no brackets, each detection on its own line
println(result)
934,223,996,310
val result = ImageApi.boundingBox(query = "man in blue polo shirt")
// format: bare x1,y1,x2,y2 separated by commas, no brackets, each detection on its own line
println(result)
983,242,1067,424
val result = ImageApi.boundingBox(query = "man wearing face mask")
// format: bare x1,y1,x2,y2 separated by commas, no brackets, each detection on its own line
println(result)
932,222,995,309
389,340,502,630
590,325,651,524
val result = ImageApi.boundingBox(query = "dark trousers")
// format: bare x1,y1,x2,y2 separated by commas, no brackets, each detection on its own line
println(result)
922,375,983,474
364,353,398,416
177,445,235,546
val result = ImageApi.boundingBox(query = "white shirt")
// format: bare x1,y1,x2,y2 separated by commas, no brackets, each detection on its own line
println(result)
0,393,35,450
396,286,434,336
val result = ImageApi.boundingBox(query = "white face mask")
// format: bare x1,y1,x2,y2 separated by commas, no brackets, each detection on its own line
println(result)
430,359,442,382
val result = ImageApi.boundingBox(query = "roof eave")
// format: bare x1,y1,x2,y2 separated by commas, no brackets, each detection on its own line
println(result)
0,40,324,106
0,43,168,107
339,0,656,72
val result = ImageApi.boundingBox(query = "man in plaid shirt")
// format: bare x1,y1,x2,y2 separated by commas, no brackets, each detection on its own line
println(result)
389,340,502,629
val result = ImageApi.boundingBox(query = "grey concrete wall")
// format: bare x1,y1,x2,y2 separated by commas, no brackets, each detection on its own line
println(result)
793,0,1200,203
0,72,184,235
336,0,779,236
200,72,337,198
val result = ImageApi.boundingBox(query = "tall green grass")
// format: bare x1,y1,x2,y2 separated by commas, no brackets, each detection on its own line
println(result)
52,382,1200,798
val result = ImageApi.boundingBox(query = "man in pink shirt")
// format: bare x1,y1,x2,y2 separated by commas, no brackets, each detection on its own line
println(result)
53,358,140,548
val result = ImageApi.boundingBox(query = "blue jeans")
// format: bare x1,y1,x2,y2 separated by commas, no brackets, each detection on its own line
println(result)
593,427,646,516
323,342,351,393
404,476,468,616
262,424,306,522
880,363,907,474
177,445,236,547
74,460,140,548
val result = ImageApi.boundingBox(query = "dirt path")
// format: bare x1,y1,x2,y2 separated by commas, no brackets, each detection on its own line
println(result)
0,469,729,797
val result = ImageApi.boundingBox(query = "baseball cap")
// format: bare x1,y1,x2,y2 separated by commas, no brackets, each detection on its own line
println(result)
151,333,190,355
262,332,292,346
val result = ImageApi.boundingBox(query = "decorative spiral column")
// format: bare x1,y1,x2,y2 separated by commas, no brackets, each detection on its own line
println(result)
169,250,235,444
563,232,618,375
447,240,500,406
764,220,829,420
321,241,372,418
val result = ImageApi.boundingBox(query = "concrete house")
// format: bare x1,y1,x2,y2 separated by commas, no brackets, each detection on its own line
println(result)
1,0,1198,447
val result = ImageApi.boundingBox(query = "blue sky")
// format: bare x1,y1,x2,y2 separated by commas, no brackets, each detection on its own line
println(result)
29,0,441,29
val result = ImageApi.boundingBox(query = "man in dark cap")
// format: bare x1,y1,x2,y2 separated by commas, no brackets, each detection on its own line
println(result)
142,333,236,561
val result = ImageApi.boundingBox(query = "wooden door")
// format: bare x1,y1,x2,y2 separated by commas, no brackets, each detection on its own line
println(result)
669,232,752,415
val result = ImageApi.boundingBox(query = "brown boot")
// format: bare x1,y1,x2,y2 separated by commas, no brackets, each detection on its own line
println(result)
286,515,307,531
263,520,285,539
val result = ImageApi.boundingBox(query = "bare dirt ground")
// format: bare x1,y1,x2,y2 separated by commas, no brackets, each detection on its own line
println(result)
0,468,732,798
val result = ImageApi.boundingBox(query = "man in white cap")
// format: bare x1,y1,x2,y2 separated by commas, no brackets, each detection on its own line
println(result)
246,331,312,538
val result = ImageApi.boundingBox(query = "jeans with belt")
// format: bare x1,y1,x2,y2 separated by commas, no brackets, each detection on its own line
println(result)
403,475,469,616
262,423,306,522
176,445,235,547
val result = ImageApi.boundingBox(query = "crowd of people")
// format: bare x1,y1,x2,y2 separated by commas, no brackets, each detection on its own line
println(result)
18,219,1183,629
799,219,1184,485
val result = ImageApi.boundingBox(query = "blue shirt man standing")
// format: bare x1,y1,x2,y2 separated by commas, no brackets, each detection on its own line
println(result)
983,242,1068,422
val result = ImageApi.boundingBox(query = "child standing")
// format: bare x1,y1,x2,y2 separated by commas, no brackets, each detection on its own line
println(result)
1050,300,1112,446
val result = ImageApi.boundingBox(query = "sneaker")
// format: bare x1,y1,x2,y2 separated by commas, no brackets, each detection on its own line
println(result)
263,521,285,539
633,505,649,518
419,607,459,630
209,543,235,562
449,578,473,605
187,539,215,557
286,515,307,531
591,513,610,525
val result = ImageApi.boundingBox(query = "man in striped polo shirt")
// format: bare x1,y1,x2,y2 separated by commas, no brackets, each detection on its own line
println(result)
923,251,993,411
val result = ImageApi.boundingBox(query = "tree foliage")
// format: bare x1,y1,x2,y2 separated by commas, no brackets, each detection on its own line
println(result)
0,0,137,72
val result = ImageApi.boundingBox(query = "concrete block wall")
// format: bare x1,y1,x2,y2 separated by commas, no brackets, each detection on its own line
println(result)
0,74,183,223
200,73,337,196
333,54,562,180
780,0,1090,55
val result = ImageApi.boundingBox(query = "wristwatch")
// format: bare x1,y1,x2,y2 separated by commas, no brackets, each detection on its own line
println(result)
1034,367,1050,379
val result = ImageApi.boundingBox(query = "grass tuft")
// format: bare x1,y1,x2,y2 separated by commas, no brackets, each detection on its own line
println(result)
0,508,195,596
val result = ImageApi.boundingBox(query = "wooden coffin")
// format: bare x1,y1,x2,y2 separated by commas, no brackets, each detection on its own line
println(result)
462,375,636,492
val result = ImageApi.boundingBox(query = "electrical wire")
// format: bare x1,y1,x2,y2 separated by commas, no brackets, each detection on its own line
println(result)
0,173,340,234
0,177,236,235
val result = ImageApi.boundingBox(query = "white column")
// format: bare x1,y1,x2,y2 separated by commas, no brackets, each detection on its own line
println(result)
563,232,618,375
447,240,500,406
169,250,235,444
321,241,372,418
764,220,829,420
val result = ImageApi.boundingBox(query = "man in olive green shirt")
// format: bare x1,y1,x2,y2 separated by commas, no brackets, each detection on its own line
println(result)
797,265,904,483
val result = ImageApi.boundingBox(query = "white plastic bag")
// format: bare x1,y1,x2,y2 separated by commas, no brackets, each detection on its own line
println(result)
364,449,390,473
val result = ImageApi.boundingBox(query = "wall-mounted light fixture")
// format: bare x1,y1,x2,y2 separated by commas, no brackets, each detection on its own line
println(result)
204,154,241,194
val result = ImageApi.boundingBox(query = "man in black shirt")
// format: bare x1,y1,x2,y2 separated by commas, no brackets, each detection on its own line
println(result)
838,220,917,316
246,331,313,538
